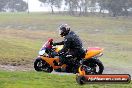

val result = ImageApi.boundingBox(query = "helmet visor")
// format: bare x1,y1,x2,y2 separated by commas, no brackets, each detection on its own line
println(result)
59,29,63,35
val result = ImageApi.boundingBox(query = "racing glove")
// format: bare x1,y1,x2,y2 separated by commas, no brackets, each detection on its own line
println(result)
52,43,57,46
58,51,65,56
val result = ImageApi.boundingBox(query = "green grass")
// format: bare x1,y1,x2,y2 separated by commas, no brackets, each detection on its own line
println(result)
0,71,131,88
0,36,39,65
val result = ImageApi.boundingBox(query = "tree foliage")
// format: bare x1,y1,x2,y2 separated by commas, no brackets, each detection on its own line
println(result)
0,0,27,12
1,0,132,16
98,0,132,16
39,0,63,13
38,0,132,16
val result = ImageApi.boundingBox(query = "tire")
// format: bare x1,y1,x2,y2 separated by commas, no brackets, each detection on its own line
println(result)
95,59,104,74
34,58,53,73
82,59,104,74
34,58,42,71
54,68,61,72
76,76,85,85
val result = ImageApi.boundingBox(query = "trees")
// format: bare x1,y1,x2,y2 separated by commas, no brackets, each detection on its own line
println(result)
64,0,132,16
98,0,132,17
39,0,132,16
0,0,132,16
0,0,6,11
64,0,97,16
65,0,79,15
0,0,28,12
64,0,132,17
39,0,63,13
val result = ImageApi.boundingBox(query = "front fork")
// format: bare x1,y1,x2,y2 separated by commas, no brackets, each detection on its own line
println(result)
78,59,86,76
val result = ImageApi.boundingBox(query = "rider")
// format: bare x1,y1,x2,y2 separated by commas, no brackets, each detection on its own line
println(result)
53,24,85,65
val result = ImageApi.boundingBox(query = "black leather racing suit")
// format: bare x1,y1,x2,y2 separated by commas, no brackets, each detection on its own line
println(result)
54,31,85,64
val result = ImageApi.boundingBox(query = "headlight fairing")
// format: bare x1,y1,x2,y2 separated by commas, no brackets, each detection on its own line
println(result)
39,49,46,56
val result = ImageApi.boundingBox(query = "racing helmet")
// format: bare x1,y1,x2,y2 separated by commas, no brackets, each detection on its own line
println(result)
59,24,70,37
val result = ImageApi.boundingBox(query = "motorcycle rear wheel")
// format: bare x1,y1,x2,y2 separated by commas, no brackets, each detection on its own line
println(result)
76,75,85,85
82,59,104,74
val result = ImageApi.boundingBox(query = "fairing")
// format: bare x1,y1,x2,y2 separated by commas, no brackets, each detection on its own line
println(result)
85,47,103,59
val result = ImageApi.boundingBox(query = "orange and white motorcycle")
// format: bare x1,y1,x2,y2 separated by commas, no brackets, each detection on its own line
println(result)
34,38,104,75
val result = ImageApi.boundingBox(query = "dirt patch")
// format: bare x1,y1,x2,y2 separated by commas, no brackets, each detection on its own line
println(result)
104,66,132,76
0,65,33,72
0,64,73,75
0,64,132,76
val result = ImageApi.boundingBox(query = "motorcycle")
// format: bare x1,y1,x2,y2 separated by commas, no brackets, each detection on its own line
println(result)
34,38,104,75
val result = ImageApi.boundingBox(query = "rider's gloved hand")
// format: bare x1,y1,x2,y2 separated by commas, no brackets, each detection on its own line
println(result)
52,43,57,46
58,51,65,56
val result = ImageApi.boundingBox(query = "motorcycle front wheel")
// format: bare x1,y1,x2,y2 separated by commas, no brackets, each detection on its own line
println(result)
34,58,53,73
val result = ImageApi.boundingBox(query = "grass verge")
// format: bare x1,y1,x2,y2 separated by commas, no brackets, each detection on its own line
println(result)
0,70,132,88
